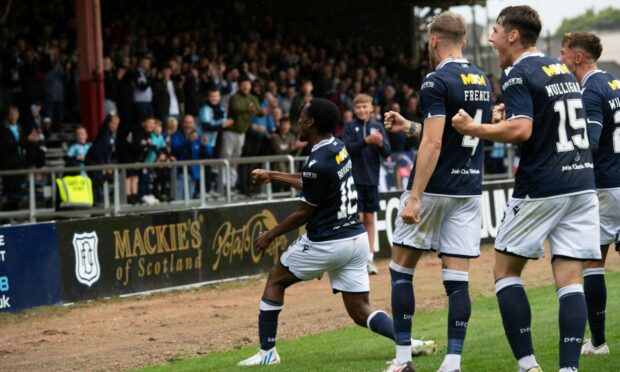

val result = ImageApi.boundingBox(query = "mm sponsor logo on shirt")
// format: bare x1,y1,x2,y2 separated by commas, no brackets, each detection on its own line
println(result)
335,147,349,165
607,80,620,91
460,73,486,86
541,63,570,77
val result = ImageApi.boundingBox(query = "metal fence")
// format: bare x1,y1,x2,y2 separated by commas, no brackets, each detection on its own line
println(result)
0,146,517,223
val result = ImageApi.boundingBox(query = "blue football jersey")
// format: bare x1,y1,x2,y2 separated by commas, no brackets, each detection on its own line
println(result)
299,137,366,242
409,58,492,195
581,70,620,189
501,53,595,198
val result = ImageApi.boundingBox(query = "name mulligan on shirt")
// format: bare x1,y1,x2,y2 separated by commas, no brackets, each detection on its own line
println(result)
545,81,580,97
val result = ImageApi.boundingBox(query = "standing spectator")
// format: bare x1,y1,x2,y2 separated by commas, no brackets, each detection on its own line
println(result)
153,66,184,123
269,116,304,192
65,126,91,172
170,114,197,200
199,87,232,191
22,102,48,170
289,79,313,133
329,81,354,113
133,56,154,122
86,113,119,205
342,94,391,275
222,75,259,192
136,116,156,203
103,57,118,115
43,47,66,132
114,65,134,133
144,119,168,203
279,86,295,116
0,106,25,210
120,116,153,204
184,66,203,118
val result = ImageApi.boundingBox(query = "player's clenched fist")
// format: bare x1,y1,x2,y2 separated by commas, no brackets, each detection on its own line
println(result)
383,110,408,133
251,168,270,184
492,103,505,123
400,198,421,225
451,109,477,135
255,230,274,253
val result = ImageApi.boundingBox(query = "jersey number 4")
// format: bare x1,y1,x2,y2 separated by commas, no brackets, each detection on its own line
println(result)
555,99,589,152
461,109,482,155
337,176,358,219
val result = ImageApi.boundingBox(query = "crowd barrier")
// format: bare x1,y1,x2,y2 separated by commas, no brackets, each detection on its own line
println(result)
0,180,513,312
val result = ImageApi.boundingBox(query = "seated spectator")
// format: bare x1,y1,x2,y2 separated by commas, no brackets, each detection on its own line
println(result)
0,106,26,210
86,113,119,205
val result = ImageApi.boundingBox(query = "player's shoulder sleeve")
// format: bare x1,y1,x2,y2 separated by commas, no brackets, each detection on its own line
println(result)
299,154,328,206
420,72,447,121
581,83,605,127
501,65,533,121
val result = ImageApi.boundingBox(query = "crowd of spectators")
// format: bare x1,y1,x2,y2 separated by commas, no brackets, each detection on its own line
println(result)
0,0,507,208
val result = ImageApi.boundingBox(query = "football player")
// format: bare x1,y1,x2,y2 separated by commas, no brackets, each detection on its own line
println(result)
453,6,600,372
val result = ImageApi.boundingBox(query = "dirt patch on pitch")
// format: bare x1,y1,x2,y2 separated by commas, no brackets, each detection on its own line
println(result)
0,245,618,371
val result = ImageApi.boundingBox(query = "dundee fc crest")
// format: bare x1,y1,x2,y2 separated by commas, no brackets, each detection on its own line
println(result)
72,232,101,287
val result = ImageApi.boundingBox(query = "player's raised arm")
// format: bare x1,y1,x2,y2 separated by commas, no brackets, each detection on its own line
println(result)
384,110,422,139
452,108,532,143
251,168,302,190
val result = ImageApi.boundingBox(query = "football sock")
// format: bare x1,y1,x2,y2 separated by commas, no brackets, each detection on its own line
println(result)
558,284,587,370
496,277,535,360
443,269,470,357
440,354,462,371
583,268,606,347
368,252,375,262
390,261,415,363
517,355,539,372
367,310,395,340
258,297,283,351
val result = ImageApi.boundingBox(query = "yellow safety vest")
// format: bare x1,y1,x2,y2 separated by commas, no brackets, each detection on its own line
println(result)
56,175,94,208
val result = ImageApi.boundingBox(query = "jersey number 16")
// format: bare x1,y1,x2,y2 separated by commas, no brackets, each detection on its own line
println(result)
337,176,358,219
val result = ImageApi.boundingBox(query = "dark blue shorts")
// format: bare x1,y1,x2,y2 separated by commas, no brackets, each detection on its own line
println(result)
356,184,380,213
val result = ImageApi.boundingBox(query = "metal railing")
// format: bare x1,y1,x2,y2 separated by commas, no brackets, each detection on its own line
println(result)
0,155,304,222
0,146,517,223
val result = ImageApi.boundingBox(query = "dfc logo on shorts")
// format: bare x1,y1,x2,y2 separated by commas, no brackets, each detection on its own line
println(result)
72,231,101,287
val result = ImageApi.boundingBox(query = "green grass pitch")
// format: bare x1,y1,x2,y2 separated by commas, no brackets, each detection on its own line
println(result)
141,272,619,371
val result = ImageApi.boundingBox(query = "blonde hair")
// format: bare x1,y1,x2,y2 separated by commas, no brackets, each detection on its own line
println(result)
353,93,372,105
428,12,466,44
166,117,178,131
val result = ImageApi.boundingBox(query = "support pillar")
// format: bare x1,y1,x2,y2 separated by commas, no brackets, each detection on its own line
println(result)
75,0,105,139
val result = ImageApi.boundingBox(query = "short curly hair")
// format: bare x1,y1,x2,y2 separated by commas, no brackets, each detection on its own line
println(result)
306,98,341,134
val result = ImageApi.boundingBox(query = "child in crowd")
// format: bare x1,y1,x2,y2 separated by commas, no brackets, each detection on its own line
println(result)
65,126,92,174
150,119,172,202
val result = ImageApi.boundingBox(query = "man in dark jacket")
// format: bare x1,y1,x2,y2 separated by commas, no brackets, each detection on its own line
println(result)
86,113,119,204
152,66,184,122
0,106,25,210
342,94,391,274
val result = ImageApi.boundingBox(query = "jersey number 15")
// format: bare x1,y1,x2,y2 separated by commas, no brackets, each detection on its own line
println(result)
555,99,589,153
